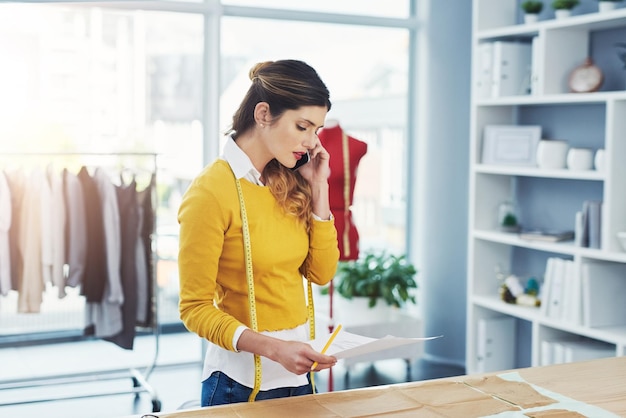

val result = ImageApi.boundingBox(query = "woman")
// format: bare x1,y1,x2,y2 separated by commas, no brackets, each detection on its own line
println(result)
178,59,340,406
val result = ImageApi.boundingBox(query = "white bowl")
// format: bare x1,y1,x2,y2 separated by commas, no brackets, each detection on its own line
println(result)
618,232,626,252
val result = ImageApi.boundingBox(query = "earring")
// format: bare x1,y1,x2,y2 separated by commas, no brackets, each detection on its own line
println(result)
260,124,265,128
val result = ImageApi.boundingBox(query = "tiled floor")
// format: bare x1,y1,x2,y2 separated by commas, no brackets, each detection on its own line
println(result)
0,331,465,418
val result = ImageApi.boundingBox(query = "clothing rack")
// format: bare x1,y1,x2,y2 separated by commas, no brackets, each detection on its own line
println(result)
0,151,163,412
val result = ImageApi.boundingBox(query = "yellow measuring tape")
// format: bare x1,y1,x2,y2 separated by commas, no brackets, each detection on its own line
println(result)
234,176,316,402
341,131,351,258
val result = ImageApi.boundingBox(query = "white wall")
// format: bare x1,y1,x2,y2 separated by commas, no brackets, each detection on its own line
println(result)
412,0,472,367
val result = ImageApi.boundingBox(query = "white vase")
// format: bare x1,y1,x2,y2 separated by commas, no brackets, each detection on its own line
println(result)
599,1,618,12
536,140,569,169
524,13,539,24
566,148,594,171
555,9,572,19
594,149,606,172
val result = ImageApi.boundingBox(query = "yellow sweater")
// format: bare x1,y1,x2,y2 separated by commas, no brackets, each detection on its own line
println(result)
178,160,339,351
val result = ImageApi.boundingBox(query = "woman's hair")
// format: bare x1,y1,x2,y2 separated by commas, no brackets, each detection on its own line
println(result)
228,60,331,231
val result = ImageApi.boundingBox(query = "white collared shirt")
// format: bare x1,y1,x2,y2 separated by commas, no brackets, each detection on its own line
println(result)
221,136,264,186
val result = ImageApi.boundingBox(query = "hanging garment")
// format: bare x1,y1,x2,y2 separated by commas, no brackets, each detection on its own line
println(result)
63,168,87,288
104,177,140,349
77,166,107,303
5,169,25,292
93,168,123,305
18,168,45,313
135,174,155,328
0,170,12,296
85,168,123,338
45,165,66,298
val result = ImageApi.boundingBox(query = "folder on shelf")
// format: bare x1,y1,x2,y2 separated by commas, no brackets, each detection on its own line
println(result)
561,259,581,326
581,262,626,328
546,258,566,320
475,42,494,99
563,340,615,363
491,41,532,98
530,36,541,95
540,257,555,318
540,338,614,366
476,317,515,373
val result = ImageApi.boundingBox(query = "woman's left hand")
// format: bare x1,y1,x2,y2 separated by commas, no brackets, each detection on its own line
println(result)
298,141,331,184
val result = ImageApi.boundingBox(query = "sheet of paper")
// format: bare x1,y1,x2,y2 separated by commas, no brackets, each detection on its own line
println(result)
310,329,442,360
478,372,621,418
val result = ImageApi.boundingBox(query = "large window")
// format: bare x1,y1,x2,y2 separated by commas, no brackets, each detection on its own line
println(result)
0,1,414,337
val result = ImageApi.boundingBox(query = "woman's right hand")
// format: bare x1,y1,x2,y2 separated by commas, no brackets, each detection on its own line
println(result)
275,340,337,375
237,330,336,375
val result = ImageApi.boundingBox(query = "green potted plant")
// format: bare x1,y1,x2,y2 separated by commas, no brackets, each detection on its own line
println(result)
332,250,418,309
598,0,623,13
551,0,580,18
521,1,543,23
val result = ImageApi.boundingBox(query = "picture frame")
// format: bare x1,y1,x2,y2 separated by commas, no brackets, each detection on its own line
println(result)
481,125,542,166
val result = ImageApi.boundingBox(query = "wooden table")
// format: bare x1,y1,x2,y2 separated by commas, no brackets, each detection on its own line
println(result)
153,356,626,418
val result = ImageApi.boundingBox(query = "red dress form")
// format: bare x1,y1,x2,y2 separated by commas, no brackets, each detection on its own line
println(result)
318,123,367,261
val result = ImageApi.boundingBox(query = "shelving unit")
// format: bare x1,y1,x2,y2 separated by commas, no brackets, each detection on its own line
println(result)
467,0,626,374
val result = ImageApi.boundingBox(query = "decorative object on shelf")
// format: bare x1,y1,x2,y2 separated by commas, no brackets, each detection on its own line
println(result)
598,0,623,13
594,148,606,171
617,232,626,251
551,0,580,18
498,201,521,233
536,139,568,169
499,274,541,307
568,58,604,93
481,125,541,166
331,250,417,309
519,229,575,242
566,147,594,171
521,1,544,23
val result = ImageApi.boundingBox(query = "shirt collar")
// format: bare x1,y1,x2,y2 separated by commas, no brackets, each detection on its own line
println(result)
221,136,263,185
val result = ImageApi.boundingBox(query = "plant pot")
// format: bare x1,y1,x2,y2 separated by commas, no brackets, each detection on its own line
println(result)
524,13,539,24
555,9,572,19
333,296,400,326
598,1,618,12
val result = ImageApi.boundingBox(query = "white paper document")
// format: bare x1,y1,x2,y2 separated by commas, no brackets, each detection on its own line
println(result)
310,329,442,360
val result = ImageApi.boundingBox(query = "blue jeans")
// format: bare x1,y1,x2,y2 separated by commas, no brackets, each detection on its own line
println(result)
201,371,314,406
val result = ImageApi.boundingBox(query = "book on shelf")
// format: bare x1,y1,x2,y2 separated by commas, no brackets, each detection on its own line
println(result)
519,230,575,242
541,257,581,324
587,200,602,249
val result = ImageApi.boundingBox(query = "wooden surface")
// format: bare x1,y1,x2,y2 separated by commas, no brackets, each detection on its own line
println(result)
156,356,626,418
518,357,626,416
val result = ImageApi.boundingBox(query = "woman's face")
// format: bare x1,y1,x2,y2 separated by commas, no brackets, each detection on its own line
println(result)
266,105,327,169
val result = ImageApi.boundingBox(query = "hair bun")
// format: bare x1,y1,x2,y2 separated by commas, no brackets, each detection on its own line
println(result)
249,61,273,80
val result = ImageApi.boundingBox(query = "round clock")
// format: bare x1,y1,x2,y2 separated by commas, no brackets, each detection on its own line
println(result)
568,58,603,93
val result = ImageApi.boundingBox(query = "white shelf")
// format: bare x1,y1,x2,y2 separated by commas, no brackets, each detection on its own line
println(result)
468,0,626,374
472,295,626,346
477,7,626,40
474,165,605,180
475,91,626,106
472,230,626,262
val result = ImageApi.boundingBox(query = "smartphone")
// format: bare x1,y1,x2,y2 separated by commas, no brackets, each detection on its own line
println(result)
291,151,310,171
